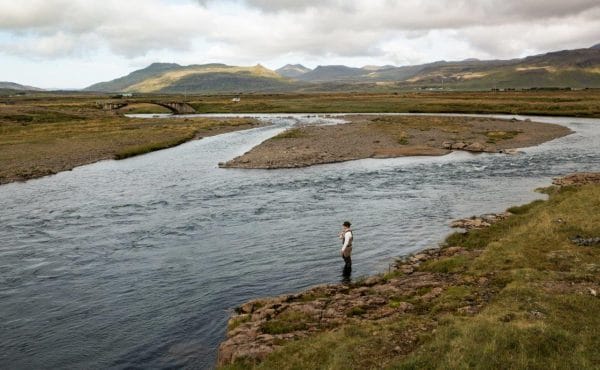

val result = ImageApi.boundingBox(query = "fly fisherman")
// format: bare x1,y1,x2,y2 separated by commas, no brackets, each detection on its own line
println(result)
339,221,353,267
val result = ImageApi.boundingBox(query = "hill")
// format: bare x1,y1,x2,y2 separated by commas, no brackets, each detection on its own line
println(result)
295,65,365,82
295,46,600,89
86,63,291,93
85,63,183,92
276,64,311,78
86,45,600,92
0,81,44,92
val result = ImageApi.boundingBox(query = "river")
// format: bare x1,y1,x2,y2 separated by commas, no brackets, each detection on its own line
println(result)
1,114,599,369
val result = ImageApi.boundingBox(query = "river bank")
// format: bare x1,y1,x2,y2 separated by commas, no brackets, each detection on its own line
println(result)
218,173,600,369
0,106,261,184
221,115,572,169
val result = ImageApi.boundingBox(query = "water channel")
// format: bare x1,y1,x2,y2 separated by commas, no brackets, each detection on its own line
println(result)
1,114,599,369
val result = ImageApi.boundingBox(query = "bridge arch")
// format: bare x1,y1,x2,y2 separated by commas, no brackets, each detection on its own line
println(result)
100,101,197,115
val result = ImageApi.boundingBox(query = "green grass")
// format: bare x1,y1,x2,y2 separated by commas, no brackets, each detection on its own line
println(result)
224,184,600,369
347,306,367,317
507,199,546,214
484,130,521,143
419,255,470,273
114,134,195,159
272,128,306,139
184,90,600,117
0,111,82,124
228,314,252,331
261,310,313,335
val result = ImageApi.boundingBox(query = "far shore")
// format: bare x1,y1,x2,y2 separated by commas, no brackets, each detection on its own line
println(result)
220,115,572,169
0,116,262,185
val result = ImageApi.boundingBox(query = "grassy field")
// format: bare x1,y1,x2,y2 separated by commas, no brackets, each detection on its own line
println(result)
222,183,600,369
182,90,600,117
8,90,599,116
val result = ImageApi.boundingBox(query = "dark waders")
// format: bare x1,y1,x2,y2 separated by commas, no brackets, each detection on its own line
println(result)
343,254,352,267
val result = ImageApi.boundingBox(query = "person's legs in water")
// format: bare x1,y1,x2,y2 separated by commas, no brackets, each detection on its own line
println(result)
343,255,352,267
342,263,352,283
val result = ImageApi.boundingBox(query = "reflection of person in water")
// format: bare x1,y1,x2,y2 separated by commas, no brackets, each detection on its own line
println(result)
339,221,353,268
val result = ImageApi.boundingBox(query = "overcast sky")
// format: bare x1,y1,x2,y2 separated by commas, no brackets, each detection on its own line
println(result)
1,0,598,89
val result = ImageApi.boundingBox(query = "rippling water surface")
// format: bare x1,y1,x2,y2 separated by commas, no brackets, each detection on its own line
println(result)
1,114,599,369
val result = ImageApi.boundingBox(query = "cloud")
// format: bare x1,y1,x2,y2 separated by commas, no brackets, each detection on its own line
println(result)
0,0,599,64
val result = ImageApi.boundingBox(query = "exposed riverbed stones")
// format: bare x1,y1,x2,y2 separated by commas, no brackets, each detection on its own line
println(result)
450,212,512,230
552,172,600,186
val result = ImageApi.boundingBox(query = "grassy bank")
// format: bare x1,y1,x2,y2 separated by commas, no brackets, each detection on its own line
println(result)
5,90,600,117
0,99,259,184
184,90,600,117
221,183,600,369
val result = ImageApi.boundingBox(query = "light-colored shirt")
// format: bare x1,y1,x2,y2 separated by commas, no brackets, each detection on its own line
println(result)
342,230,353,250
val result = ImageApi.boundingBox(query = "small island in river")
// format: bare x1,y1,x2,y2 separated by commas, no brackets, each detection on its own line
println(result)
220,115,572,169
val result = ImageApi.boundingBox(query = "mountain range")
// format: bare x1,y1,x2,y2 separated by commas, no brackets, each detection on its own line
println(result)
85,45,600,93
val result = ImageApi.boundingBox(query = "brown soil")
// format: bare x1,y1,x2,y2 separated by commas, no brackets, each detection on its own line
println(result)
220,115,572,169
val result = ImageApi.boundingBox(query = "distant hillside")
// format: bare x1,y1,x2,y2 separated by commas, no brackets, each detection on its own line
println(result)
301,46,600,89
85,63,183,92
295,65,365,82
86,63,291,93
276,64,311,78
0,81,43,91
85,63,289,93
86,45,600,93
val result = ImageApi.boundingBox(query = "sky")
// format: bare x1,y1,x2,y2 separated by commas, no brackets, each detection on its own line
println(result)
0,0,599,89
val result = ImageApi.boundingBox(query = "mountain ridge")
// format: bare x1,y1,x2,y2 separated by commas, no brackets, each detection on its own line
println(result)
0,81,44,91
85,45,600,93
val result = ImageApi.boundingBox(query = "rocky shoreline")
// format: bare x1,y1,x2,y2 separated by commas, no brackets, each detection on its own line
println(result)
220,115,572,169
217,172,600,367
217,212,511,366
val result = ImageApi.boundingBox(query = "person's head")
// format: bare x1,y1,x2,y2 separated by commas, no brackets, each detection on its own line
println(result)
343,221,351,229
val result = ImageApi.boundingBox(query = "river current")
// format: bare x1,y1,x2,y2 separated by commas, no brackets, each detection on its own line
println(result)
1,114,599,369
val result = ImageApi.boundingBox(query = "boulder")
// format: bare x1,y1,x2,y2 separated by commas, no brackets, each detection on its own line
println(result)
443,246,465,256
452,142,467,150
400,265,415,274
421,287,444,302
465,142,485,152
499,148,521,155
363,276,383,286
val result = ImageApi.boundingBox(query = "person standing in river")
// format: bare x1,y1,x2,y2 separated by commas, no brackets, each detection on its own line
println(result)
339,221,353,268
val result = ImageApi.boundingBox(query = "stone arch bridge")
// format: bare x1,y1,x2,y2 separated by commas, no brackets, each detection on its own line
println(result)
99,101,197,114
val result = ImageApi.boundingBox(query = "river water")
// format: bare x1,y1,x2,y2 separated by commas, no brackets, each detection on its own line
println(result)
1,114,599,369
